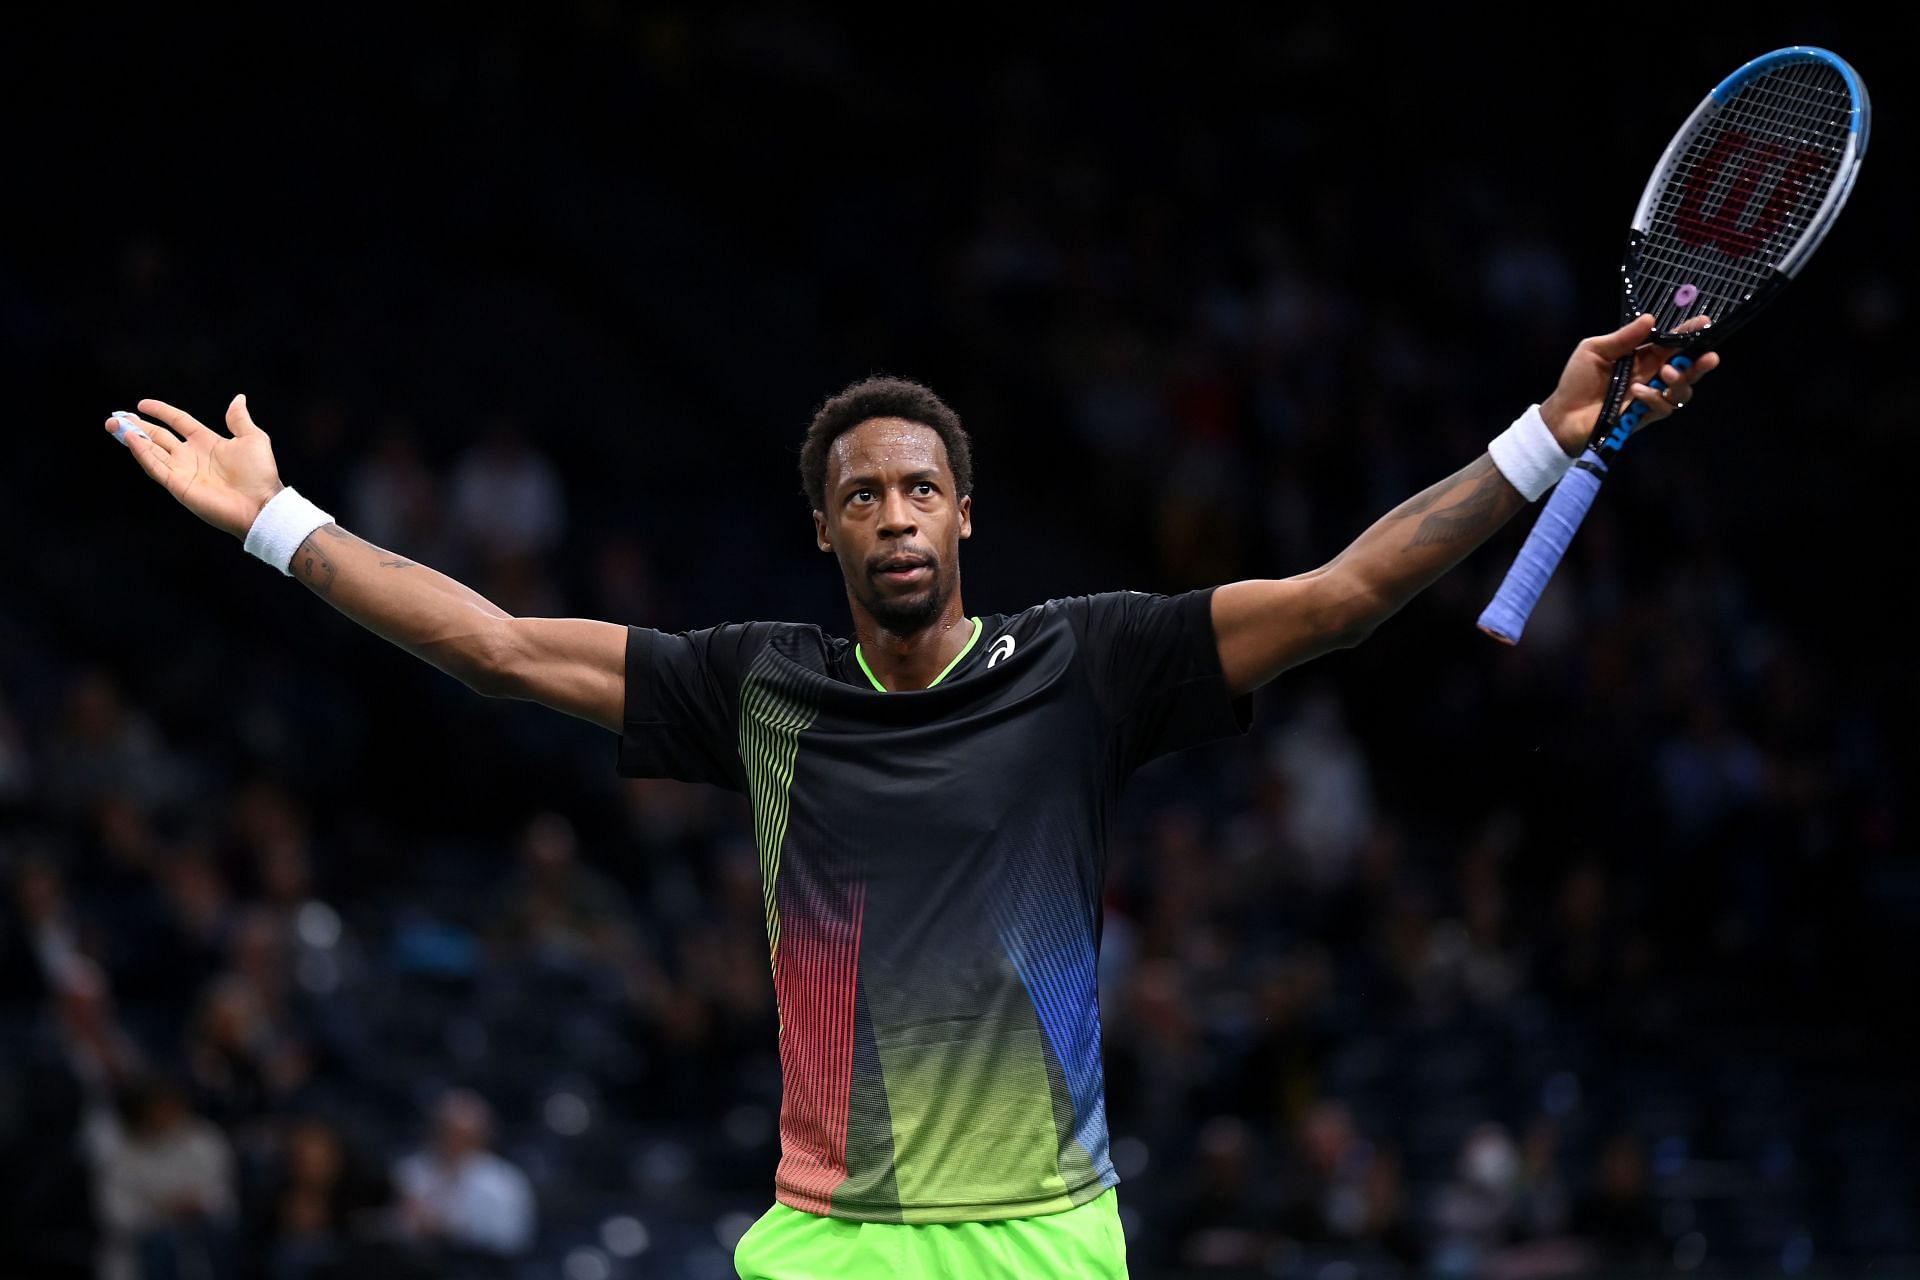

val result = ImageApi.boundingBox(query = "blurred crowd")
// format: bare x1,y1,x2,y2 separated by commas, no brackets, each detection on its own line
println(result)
6,8,1914,1279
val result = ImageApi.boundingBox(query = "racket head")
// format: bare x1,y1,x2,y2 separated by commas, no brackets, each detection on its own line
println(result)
1621,47,1869,349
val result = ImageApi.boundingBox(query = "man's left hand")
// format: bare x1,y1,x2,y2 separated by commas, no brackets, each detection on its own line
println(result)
1539,313,1722,453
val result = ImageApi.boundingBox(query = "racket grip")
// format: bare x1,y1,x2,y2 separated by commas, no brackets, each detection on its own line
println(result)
1476,451,1608,645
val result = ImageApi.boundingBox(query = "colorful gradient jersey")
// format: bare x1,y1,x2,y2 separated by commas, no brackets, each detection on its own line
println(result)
615,589,1250,1222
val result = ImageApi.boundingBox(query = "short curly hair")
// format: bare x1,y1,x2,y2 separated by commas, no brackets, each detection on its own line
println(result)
799,376,974,512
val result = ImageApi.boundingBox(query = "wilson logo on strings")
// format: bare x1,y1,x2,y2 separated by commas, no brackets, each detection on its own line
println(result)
1674,130,1828,259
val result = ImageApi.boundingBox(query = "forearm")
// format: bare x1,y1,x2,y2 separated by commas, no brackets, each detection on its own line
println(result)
289,524,510,691
1329,452,1529,627
1213,452,1528,692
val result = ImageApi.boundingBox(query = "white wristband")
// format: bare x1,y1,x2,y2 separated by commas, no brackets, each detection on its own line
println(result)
243,487,336,575
1487,404,1573,502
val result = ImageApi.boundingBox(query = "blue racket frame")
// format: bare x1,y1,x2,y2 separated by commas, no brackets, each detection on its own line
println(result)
1477,47,1869,645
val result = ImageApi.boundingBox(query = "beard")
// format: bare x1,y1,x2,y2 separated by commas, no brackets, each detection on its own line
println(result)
859,559,951,635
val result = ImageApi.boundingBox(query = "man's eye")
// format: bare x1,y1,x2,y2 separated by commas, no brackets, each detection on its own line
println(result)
915,483,934,494
852,490,874,503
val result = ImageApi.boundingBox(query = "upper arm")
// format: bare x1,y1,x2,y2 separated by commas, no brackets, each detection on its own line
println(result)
1065,589,1252,771
491,616,629,733
617,622,774,788
1212,568,1381,695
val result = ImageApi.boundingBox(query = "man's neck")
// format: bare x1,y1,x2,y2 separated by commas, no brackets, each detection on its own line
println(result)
851,604,978,692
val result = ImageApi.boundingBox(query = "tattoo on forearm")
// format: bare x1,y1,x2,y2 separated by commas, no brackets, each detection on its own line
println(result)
294,536,338,598
1401,458,1523,550
292,521,419,595
1398,468,1473,516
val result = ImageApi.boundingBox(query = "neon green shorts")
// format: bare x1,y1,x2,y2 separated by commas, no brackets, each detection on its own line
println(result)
732,1187,1129,1279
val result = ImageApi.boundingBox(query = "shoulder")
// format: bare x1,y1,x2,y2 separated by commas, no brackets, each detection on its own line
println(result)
637,619,820,644
1031,588,1215,634
475,1152,533,1192
632,620,833,670
185,1119,232,1154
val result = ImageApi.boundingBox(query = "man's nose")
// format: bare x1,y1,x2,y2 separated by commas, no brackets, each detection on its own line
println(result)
879,490,917,535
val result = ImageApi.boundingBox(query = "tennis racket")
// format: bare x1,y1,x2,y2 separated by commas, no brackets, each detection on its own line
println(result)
1477,46,1870,645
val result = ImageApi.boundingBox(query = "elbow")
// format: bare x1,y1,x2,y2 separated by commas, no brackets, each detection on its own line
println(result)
1327,619,1378,651
465,621,522,699
1325,592,1392,650
1321,616,1378,652
465,666,511,700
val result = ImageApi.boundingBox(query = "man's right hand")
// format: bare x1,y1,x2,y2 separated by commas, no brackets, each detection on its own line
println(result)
106,393,629,731
105,395,287,541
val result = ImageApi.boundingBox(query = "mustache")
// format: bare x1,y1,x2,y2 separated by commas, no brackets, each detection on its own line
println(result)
868,549,939,575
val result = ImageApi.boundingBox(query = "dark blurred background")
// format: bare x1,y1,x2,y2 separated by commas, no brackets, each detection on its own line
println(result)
4,6,1916,1279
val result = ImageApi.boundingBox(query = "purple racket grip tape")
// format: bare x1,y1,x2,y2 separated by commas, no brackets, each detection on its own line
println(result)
1476,450,1609,645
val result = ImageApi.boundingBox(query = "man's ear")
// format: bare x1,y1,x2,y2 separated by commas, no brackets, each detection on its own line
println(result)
814,510,833,553
958,494,972,540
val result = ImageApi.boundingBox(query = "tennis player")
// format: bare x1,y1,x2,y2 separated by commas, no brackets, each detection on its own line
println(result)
105,312,1713,1277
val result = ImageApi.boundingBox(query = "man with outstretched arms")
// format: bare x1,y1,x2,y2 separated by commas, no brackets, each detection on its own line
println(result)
105,313,1714,1278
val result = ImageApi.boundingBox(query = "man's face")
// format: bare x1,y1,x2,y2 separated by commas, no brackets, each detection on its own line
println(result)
815,417,972,634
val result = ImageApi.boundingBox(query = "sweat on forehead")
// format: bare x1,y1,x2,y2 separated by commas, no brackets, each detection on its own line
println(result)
828,418,951,472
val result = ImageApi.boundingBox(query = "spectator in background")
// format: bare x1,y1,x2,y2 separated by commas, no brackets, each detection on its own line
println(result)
470,547,566,620
249,827,374,1085
12,853,88,993
1572,1132,1664,1271
246,1114,395,1280
489,811,641,982
56,956,147,1095
42,670,190,822
84,1075,238,1280
589,532,669,628
1164,1115,1280,1271
392,1089,535,1261
344,427,458,570
1268,687,1374,897
448,418,570,618
449,418,566,564
1273,1099,1414,1259
1656,695,1767,840
184,971,313,1136
1532,863,1620,1011
1430,1122,1523,1276
132,846,234,1018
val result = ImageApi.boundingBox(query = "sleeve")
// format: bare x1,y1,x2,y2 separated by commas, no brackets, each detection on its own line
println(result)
614,622,779,790
192,1126,238,1218
454,1161,536,1255
1063,587,1253,773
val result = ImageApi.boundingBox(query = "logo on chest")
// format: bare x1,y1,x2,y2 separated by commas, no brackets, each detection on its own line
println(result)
987,634,1017,668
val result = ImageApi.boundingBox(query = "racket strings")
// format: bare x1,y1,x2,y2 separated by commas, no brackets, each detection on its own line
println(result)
1635,57,1853,330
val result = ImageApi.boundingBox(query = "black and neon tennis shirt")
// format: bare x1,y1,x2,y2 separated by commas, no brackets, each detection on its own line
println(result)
615,588,1251,1223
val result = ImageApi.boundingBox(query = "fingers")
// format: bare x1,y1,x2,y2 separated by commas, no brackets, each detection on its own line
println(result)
225,393,262,436
106,410,185,453
105,417,178,484
1587,314,1659,360
1627,350,1722,421
1629,313,1721,416
1643,313,1715,362
105,410,151,446
136,398,212,438
1628,382,1682,417
1598,312,1715,364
